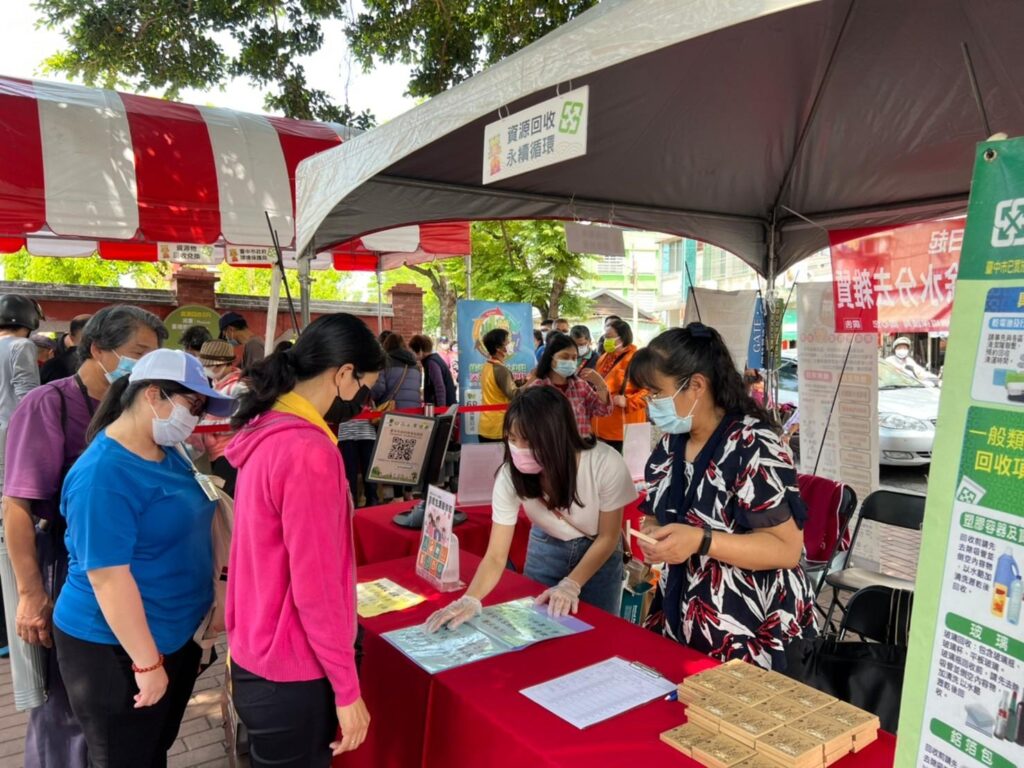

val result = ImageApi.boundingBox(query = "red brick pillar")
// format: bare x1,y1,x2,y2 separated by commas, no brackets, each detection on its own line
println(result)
388,283,424,339
172,268,219,308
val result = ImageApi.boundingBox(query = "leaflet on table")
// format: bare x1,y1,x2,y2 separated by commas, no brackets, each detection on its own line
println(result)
917,407,1024,767
382,597,592,674
356,578,426,618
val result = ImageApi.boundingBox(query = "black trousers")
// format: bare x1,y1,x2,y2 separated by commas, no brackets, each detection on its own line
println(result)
339,439,378,506
231,662,338,768
478,436,503,443
211,455,238,498
54,628,201,768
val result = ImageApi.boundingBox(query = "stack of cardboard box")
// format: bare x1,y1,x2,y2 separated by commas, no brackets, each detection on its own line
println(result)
660,660,880,767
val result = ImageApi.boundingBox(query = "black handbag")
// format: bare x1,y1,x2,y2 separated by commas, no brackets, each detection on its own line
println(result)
783,637,907,733
783,587,912,733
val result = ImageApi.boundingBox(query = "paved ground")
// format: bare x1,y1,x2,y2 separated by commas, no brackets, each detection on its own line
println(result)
0,466,930,767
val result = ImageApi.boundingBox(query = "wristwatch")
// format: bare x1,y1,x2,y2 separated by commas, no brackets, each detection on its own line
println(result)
698,526,713,557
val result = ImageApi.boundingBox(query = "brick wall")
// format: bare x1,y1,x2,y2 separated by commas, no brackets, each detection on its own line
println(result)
0,269,415,341
388,283,424,339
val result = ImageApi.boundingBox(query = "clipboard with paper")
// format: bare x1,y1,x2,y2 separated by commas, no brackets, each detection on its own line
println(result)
519,656,676,729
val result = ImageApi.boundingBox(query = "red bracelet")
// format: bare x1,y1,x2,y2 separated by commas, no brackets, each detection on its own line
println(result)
131,654,165,674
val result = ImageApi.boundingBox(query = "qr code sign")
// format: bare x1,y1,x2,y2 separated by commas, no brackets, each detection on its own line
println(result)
388,437,416,462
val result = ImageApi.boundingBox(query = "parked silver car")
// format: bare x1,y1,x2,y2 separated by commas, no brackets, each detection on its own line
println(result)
776,353,940,466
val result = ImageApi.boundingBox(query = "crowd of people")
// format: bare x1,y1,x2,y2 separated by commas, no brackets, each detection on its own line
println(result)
0,294,824,767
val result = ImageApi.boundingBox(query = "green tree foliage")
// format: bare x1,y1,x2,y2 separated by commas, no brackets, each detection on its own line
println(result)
347,0,598,98
471,221,592,321
36,0,374,127
0,250,168,287
216,265,352,301
376,260,466,338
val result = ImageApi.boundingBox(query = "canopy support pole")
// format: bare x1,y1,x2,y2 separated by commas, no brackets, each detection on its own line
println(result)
465,253,473,299
376,255,383,334
298,249,312,328
266,268,282,356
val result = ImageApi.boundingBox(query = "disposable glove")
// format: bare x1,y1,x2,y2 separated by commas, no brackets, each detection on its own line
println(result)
534,577,582,617
424,595,483,633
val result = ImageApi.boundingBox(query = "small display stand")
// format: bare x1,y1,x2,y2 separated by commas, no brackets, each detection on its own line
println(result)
415,485,463,592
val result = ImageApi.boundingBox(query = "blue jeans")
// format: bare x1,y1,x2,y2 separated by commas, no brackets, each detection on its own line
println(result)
524,527,624,616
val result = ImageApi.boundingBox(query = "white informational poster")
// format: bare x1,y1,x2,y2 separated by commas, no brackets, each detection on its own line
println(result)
564,222,625,257
683,288,757,372
482,86,589,184
796,282,880,570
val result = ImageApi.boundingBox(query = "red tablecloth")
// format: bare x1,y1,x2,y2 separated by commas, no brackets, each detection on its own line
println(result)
338,554,896,768
352,498,648,571
352,500,531,570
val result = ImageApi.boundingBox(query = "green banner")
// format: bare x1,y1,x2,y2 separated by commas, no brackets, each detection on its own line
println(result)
897,139,1024,768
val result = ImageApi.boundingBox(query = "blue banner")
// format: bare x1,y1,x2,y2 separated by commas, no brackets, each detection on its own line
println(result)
456,299,534,443
747,296,766,369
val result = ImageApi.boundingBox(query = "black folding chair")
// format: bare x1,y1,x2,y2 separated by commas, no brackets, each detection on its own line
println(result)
838,585,914,644
823,489,924,633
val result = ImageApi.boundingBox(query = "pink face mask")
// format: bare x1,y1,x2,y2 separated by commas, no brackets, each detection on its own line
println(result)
509,443,543,474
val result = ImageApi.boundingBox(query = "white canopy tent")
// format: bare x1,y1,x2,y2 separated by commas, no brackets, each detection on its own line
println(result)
296,0,1024,285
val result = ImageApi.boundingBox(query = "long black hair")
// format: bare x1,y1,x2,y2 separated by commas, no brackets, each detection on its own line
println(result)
503,386,593,511
629,323,774,427
87,377,196,444
536,332,575,379
231,313,386,428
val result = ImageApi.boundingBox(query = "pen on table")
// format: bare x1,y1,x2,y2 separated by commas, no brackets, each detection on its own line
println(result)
664,690,678,702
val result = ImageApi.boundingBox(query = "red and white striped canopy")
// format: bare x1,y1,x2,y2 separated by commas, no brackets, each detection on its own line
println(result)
0,76,469,270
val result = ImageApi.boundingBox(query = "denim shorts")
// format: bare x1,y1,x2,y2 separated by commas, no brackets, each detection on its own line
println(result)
523,527,624,616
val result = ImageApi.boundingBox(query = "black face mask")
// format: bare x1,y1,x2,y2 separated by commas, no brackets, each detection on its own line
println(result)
325,383,371,424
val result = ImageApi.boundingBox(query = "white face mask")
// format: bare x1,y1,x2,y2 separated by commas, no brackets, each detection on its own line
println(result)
895,348,909,360
505,342,515,356
576,345,590,357
150,399,201,446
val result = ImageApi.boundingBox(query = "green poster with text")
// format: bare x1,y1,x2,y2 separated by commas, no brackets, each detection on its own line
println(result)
898,139,1024,767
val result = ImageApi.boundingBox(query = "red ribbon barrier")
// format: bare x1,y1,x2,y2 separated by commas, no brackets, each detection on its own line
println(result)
192,403,509,434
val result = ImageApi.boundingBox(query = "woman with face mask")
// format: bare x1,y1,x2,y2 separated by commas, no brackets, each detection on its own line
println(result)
52,349,237,767
592,318,648,452
195,339,247,496
225,314,385,766
527,333,611,439
630,324,817,671
478,327,522,443
426,387,636,633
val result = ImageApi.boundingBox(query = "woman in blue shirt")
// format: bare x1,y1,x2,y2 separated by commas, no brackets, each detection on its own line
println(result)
53,349,235,768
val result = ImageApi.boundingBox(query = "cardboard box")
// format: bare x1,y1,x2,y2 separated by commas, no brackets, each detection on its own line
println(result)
719,707,783,748
718,658,770,682
692,733,757,768
756,726,825,768
660,722,718,757
687,692,748,723
620,561,657,625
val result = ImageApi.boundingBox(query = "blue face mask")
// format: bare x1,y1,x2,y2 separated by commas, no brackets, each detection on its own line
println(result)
103,354,137,383
553,359,578,378
647,381,699,434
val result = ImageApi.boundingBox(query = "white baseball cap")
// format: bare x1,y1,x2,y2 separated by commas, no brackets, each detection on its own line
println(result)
129,349,238,417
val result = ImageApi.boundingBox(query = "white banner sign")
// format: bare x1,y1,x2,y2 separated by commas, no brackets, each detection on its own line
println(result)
797,282,880,569
564,223,625,257
683,288,757,372
483,86,589,184
158,242,220,265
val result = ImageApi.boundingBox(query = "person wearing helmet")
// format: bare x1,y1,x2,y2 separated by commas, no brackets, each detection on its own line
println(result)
885,336,939,385
0,295,44,659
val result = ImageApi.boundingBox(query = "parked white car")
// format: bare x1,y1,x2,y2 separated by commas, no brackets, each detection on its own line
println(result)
776,353,941,467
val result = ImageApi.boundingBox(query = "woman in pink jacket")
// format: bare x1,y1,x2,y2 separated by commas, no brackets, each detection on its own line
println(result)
225,314,385,766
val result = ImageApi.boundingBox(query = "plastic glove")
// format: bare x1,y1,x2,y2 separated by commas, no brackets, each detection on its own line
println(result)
534,577,582,617
424,595,483,633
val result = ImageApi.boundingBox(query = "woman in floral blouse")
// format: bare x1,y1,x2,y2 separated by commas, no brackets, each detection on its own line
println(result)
631,323,817,670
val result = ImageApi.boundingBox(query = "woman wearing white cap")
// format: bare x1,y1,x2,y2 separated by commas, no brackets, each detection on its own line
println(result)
51,349,236,768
